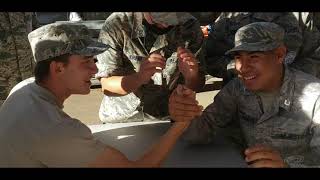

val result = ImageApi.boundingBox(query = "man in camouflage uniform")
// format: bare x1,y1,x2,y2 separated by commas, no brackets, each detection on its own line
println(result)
291,12,320,78
169,22,320,167
0,12,38,106
205,12,302,85
96,12,205,123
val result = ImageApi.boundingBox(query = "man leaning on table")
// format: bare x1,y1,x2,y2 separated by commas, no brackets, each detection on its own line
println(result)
169,22,320,168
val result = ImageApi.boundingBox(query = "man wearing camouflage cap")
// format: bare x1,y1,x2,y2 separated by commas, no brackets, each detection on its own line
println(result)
0,22,192,167
96,12,205,123
205,12,302,86
169,22,320,167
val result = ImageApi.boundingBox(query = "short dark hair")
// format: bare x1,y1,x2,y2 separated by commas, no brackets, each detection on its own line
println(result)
34,54,71,83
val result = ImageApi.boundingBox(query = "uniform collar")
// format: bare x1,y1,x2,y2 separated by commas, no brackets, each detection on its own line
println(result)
278,65,295,111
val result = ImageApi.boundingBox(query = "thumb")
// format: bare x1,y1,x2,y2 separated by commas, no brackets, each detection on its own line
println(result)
176,84,196,99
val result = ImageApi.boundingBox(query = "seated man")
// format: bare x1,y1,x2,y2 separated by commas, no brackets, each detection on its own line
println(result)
96,12,205,123
0,22,197,167
169,22,320,167
205,12,302,85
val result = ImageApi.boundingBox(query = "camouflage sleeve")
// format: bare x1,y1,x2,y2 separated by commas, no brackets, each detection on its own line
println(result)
182,79,239,144
95,21,130,79
210,13,235,48
274,13,303,63
285,95,320,167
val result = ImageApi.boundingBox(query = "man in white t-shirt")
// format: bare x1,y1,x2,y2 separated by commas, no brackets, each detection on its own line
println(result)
0,22,202,167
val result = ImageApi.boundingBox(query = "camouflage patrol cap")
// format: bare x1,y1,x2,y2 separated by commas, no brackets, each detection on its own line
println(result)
150,12,192,26
225,22,285,55
28,22,109,63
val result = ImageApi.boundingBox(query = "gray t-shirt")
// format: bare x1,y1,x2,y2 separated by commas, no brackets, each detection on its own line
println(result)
257,91,280,113
0,77,107,167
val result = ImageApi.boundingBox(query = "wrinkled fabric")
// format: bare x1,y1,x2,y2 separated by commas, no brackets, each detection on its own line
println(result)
291,12,320,78
98,92,142,123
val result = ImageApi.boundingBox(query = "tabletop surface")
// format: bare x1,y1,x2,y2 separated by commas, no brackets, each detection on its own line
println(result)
90,121,248,167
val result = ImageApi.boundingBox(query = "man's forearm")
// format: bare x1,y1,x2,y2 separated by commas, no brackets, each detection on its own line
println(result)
101,73,143,96
181,116,214,145
89,122,190,168
135,122,190,167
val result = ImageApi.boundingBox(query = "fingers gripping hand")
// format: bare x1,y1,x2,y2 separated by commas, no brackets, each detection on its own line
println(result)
169,84,203,122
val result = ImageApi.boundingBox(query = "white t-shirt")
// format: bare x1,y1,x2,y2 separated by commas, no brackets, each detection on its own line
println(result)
0,78,107,167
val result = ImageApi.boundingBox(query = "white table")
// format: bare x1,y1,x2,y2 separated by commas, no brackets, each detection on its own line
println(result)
89,121,248,167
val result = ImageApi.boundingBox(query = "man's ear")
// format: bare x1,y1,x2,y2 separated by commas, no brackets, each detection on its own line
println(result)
275,44,287,64
49,61,66,76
